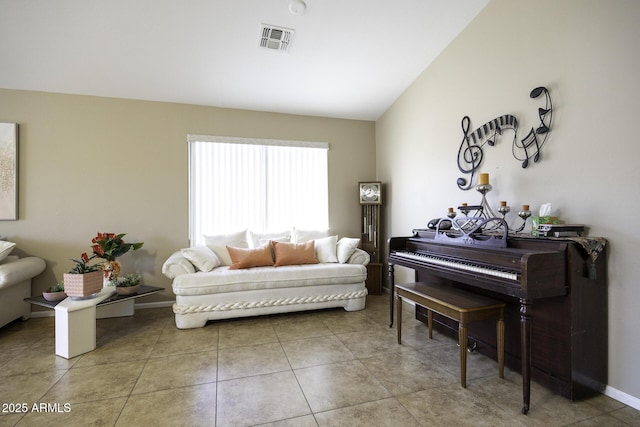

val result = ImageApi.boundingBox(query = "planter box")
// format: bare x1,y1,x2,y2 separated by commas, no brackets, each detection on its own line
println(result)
63,271,103,298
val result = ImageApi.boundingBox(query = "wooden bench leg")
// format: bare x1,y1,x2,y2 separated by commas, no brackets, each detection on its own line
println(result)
395,282,506,391
459,321,468,388
497,315,505,379
396,294,403,344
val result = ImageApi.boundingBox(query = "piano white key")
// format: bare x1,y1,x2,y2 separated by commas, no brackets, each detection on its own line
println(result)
395,251,519,281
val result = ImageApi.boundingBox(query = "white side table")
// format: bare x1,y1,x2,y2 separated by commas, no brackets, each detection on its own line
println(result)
26,285,162,359
54,288,116,358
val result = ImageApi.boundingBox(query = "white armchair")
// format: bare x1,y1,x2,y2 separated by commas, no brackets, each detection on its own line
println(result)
0,255,46,328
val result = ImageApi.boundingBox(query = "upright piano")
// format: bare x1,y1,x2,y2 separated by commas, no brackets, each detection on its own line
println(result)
388,230,607,414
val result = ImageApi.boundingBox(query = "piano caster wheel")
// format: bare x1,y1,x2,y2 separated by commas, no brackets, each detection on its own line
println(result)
522,404,529,415
458,340,478,352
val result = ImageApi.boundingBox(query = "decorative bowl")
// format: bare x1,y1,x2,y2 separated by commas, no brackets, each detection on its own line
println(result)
43,291,68,301
115,284,141,296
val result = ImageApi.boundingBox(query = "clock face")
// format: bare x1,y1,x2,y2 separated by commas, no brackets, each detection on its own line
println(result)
359,183,381,204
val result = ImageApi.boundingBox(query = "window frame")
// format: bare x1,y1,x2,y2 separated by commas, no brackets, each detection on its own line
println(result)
187,134,329,246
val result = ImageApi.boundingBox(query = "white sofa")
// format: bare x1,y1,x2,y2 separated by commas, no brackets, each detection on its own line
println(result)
0,241,47,329
162,229,369,329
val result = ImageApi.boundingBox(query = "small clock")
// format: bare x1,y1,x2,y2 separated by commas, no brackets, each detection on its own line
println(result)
359,182,382,204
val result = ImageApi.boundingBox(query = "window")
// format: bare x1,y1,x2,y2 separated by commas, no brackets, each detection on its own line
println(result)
188,135,329,246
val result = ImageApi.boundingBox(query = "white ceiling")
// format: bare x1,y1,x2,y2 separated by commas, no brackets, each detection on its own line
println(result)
0,0,488,121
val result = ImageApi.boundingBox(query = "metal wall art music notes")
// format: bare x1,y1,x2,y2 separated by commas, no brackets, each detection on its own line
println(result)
456,87,553,191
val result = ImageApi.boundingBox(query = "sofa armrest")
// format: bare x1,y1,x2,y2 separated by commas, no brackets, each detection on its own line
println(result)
346,248,370,266
162,251,196,279
0,256,46,288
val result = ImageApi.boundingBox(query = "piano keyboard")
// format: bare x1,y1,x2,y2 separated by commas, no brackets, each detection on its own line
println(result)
393,251,520,281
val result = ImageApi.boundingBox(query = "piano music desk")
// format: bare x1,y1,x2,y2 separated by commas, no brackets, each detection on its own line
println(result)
395,281,505,388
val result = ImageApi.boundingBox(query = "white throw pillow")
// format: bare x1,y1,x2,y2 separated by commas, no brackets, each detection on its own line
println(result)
203,230,249,266
337,237,361,263
181,246,221,272
248,230,291,248
293,228,330,243
0,241,16,262
162,251,197,279
314,235,338,263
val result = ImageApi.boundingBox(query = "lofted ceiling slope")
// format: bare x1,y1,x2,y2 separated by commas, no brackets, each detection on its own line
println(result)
0,0,489,121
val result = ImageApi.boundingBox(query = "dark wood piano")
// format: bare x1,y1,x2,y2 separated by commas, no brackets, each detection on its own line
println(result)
388,230,607,414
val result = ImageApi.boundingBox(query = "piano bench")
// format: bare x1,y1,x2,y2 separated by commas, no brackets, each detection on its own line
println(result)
395,281,505,388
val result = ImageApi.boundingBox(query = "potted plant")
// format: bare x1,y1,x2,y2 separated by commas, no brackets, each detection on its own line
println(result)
115,273,142,295
91,232,144,286
43,281,67,301
63,252,103,299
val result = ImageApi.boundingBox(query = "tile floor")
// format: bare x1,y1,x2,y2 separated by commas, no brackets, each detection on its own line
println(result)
0,295,638,426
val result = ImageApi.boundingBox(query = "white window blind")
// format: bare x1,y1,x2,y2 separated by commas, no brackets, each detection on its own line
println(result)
188,135,329,246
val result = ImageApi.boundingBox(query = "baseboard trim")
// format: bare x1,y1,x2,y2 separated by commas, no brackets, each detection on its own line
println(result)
136,300,175,309
29,311,53,318
605,385,640,410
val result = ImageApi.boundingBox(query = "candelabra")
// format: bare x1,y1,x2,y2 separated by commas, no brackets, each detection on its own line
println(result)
446,173,531,233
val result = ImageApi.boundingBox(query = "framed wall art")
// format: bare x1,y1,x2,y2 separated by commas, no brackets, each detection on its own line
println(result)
0,123,18,220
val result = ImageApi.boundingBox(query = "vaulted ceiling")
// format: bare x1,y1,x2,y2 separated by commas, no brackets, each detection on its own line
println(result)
0,0,489,120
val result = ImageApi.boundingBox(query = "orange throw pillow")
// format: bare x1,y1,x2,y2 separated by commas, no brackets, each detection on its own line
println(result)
226,245,274,270
273,240,318,267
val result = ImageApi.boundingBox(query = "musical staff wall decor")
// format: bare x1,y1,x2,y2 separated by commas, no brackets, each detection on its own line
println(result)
455,87,553,190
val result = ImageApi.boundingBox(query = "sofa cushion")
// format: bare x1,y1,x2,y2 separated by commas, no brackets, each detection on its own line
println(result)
337,237,361,263
227,245,274,270
293,228,330,243
172,263,367,296
162,251,197,279
0,256,47,288
314,235,338,263
273,241,318,267
0,241,16,263
248,230,291,248
0,255,19,264
204,230,248,266
181,246,220,272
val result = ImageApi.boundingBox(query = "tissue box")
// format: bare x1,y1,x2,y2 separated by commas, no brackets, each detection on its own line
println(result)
531,216,558,237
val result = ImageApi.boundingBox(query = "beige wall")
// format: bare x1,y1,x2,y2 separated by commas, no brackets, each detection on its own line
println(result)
0,89,375,298
376,0,640,404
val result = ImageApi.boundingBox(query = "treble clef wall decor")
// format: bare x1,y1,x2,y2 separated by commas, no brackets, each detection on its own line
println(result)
456,86,553,190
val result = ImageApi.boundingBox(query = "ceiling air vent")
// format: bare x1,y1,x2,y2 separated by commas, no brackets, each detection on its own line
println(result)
259,24,294,53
